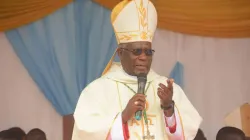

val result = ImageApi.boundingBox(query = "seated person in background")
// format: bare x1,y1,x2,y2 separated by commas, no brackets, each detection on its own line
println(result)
0,130,8,140
26,128,46,140
0,128,25,140
216,126,245,140
194,129,207,140
7,127,26,140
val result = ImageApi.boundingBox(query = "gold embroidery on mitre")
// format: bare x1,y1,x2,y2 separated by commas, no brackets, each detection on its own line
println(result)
117,31,153,42
111,0,130,24
141,31,148,39
139,0,148,30
112,0,155,43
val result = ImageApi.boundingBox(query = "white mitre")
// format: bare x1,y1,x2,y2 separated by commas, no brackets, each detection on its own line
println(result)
102,0,157,75
111,0,157,44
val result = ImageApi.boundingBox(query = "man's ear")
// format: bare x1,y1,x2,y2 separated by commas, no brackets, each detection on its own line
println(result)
117,46,123,57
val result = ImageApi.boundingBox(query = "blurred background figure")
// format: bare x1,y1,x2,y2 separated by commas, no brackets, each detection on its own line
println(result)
216,126,245,140
0,127,26,140
26,128,46,140
0,128,25,140
7,127,26,140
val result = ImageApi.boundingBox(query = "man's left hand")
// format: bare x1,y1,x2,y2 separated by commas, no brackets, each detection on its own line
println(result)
157,79,174,116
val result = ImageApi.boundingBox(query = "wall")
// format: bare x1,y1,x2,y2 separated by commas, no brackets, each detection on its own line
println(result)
0,33,62,140
152,29,250,139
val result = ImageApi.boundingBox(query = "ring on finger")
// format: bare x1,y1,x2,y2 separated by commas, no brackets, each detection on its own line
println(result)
134,101,139,105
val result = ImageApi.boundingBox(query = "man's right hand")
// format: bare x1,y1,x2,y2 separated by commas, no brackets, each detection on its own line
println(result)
122,94,146,123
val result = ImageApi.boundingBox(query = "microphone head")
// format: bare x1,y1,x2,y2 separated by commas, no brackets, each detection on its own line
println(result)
137,73,147,83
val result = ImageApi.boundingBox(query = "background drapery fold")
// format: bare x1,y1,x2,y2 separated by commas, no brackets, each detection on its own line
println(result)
0,0,73,31
169,61,184,88
5,0,117,115
93,0,250,38
1,0,250,37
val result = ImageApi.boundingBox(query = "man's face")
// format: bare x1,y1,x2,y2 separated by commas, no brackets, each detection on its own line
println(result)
117,41,154,76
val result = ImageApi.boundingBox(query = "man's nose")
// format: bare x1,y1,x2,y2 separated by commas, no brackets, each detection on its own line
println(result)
138,51,147,60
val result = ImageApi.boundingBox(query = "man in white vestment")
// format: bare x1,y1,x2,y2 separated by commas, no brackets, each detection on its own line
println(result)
72,0,202,139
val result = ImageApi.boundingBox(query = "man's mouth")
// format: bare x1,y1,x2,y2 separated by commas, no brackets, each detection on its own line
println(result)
135,65,147,69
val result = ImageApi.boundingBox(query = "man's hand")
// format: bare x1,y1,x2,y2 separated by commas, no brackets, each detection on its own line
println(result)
122,94,146,123
157,79,174,116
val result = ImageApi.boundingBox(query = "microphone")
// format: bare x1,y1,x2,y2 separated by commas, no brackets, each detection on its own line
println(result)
135,73,147,121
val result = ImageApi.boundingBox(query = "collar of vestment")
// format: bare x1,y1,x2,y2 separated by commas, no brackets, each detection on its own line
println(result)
102,62,161,84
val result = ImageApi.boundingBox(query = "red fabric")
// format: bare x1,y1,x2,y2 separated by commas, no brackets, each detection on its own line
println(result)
164,112,177,133
106,131,112,140
122,122,130,140
106,122,129,140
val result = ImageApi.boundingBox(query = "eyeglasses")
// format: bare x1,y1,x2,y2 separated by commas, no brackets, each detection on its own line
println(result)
121,48,155,56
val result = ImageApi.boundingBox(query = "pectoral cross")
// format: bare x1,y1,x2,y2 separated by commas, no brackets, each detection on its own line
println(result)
143,130,155,140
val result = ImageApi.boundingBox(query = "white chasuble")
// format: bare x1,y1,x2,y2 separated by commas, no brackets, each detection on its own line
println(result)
72,63,202,140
